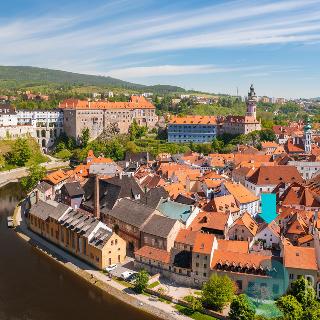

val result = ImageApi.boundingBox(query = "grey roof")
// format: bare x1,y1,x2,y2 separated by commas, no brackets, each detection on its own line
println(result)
36,181,52,193
141,215,178,238
83,175,145,211
175,194,196,205
143,186,169,208
30,200,69,221
89,227,113,249
89,163,118,175
60,209,100,237
106,198,156,228
61,182,84,197
125,151,154,163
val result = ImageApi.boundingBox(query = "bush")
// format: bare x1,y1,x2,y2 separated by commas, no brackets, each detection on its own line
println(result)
55,149,72,160
132,270,149,293
201,274,236,312
21,164,46,192
7,138,31,166
184,295,203,312
229,294,255,320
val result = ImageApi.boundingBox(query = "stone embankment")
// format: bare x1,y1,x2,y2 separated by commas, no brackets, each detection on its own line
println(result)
12,206,191,320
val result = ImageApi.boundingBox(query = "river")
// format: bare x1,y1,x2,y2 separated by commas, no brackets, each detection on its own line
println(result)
0,182,159,320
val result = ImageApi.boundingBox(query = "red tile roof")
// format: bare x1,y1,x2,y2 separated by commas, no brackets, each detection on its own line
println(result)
60,96,155,110
247,166,303,185
134,246,171,264
283,245,318,271
193,233,215,255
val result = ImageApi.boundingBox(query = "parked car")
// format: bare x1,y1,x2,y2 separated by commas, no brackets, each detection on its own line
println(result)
127,272,138,283
104,264,117,272
120,271,136,281
7,216,14,228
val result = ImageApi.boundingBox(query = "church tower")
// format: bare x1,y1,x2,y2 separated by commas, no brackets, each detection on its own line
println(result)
304,119,312,153
246,84,257,119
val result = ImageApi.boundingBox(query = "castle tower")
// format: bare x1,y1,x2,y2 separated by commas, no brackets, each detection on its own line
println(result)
304,119,312,153
246,84,257,119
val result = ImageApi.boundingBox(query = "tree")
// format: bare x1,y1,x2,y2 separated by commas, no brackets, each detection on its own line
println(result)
129,119,147,140
106,140,125,161
288,277,317,311
129,119,139,141
303,302,320,320
9,138,31,166
276,295,303,320
0,154,6,168
259,129,276,142
126,141,138,153
184,295,203,312
55,141,66,152
81,128,90,147
55,149,72,160
21,164,46,192
133,270,149,293
229,294,255,320
201,274,236,311
211,138,224,153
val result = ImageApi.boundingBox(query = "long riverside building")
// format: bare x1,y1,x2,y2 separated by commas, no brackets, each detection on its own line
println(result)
28,199,126,270
60,95,158,141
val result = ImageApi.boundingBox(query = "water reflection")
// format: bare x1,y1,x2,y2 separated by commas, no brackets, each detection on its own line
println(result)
0,182,158,320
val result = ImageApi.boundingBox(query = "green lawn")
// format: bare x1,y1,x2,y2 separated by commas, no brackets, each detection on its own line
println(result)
148,281,160,289
174,305,218,320
113,277,133,288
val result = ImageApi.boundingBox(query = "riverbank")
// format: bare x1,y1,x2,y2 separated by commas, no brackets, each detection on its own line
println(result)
13,205,190,320
0,160,69,187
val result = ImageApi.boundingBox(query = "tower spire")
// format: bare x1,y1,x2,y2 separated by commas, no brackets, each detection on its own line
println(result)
246,84,257,119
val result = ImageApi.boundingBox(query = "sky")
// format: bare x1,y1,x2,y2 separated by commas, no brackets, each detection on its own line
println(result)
1,0,320,98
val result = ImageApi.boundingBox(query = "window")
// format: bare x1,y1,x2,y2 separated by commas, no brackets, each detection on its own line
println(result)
203,273,207,277
204,264,207,268
289,274,294,280
115,239,118,245
196,263,199,267
109,258,112,265
95,256,99,262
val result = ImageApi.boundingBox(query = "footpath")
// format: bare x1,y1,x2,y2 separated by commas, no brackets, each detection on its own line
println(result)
13,206,190,320
0,159,69,187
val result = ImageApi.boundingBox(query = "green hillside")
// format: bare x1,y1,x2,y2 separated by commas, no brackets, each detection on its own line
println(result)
0,66,185,93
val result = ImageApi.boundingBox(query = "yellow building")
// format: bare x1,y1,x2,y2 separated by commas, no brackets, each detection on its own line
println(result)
28,200,126,270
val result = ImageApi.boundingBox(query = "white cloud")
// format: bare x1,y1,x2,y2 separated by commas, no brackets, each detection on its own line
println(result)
105,64,265,78
0,0,320,78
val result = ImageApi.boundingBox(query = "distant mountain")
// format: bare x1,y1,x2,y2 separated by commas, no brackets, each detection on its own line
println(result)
0,66,185,93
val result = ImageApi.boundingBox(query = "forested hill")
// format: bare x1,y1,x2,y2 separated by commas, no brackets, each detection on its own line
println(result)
0,66,185,93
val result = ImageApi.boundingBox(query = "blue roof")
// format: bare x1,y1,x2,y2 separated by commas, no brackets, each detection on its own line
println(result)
157,199,192,223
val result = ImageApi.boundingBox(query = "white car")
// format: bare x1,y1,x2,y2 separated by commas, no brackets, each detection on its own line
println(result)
7,216,14,228
120,271,136,280
104,264,117,272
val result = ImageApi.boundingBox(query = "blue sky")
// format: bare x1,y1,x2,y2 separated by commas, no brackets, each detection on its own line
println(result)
1,0,320,98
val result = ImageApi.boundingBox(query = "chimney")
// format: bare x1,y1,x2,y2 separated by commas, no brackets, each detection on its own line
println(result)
94,175,100,219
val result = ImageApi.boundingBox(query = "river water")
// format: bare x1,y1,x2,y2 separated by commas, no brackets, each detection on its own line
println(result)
0,182,159,320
